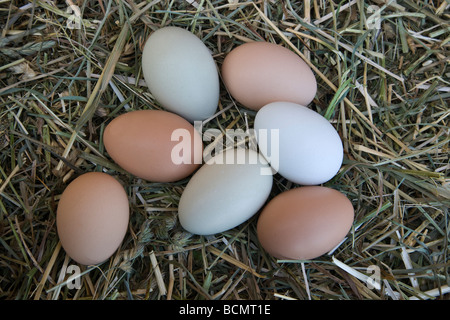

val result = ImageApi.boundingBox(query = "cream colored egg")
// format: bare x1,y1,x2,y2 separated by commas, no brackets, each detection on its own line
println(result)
178,148,273,235
254,101,343,185
142,26,220,122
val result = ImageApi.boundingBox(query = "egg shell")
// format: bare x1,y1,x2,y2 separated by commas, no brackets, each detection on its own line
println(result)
254,101,343,185
256,186,354,260
178,148,273,235
142,26,220,122
103,109,203,183
56,172,129,265
221,41,317,111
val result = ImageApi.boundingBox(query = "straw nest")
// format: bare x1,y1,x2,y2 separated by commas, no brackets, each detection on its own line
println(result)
0,0,449,300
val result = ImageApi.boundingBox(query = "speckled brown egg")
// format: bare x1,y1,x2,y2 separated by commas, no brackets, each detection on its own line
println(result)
256,186,354,260
221,41,317,111
103,109,203,182
56,172,129,265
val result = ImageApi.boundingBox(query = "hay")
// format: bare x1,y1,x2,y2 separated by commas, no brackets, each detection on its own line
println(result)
0,0,449,300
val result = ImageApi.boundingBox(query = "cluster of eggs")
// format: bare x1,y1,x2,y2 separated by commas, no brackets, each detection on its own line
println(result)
56,27,354,266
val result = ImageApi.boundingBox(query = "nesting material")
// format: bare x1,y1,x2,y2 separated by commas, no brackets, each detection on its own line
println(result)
0,0,448,301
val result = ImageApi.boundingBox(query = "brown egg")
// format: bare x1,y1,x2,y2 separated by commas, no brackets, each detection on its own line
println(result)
256,186,354,260
103,109,203,182
221,41,317,111
56,172,129,265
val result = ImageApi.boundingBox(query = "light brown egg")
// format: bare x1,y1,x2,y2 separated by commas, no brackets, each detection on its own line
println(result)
221,41,317,111
56,172,129,265
256,186,354,260
103,109,203,182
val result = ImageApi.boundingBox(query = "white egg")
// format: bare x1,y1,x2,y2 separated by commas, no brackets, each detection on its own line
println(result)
142,26,219,122
254,101,343,185
178,148,273,235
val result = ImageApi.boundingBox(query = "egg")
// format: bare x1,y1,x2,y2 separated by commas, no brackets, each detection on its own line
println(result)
142,26,220,122
178,148,273,235
56,172,129,265
254,101,343,185
103,109,203,183
256,186,354,260
221,41,317,111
